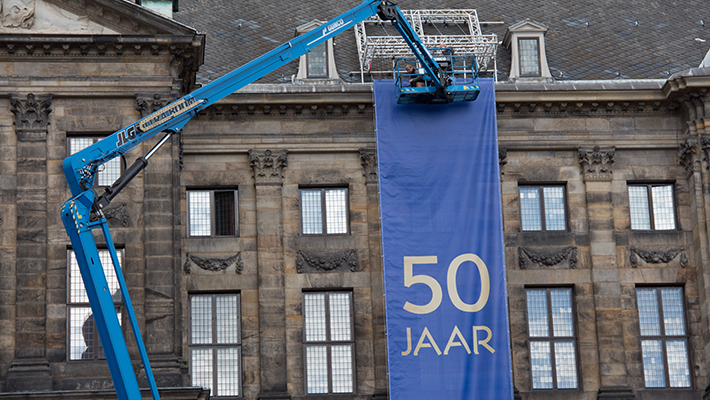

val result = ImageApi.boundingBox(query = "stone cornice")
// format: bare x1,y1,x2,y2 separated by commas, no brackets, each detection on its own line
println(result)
49,0,198,36
0,34,204,61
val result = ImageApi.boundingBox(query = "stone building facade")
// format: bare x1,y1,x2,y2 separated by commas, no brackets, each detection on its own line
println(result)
1,0,710,400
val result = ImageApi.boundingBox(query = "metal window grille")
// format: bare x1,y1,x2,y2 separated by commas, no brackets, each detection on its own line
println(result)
307,42,328,77
303,292,355,394
300,188,349,235
189,293,241,397
628,184,676,230
519,38,541,76
188,190,238,237
68,136,121,186
636,287,691,388
67,249,123,361
519,185,566,231
525,288,578,390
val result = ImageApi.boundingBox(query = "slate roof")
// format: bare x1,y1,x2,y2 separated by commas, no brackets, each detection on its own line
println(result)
172,0,710,84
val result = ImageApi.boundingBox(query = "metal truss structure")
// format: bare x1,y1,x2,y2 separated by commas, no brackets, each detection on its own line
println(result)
354,9,499,81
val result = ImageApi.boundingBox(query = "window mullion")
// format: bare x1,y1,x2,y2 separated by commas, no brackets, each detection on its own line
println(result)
321,189,328,235
539,187,547,231
210,191,216,237
546,289,558,388
212,295,218,395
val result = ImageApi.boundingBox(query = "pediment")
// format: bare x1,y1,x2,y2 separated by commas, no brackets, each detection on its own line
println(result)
295,19,324,34
507,19,548,33
0,0,196,35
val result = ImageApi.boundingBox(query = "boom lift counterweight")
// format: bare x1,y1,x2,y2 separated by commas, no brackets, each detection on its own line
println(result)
61,2,481,399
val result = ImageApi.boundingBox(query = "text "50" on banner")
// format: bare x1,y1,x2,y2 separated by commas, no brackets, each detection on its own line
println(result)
404,254,490,314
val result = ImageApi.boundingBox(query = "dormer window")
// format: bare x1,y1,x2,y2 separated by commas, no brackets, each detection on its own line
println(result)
503,20,552,80
518,38,541,76
295,20,340,82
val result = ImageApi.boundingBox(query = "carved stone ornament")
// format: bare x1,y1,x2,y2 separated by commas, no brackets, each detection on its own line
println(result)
10,93,51,140
249,149,288,185
578,145,615,182
700,135,710,170
296,249,359,273
518,246,577,269
359,148,378,183
629,246,688,268
103,203,130,227
677,137,697,174
183,252,244,274
499,148,508,175
2,0,35,28
136,93,170,118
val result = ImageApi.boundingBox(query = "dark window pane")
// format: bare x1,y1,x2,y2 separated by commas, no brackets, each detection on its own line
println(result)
214,191,235,236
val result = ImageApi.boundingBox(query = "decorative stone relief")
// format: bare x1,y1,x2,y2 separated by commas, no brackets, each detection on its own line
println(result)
518,246,577,269
629,246,688,268
700,135,710,169
359,148,378,183
578,145,615,182
2,0,34,28
183,252,243,274
102,203,130,227
499,148,507,176
249,149,288,185
10,93,51,141
677,137,697,173
136,94,169,118
296,249,359,273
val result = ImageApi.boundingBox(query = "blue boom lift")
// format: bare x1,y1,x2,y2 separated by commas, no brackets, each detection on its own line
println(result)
60,1,481,399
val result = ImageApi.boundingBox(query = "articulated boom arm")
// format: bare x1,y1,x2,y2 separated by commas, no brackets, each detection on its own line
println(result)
60,2,443,400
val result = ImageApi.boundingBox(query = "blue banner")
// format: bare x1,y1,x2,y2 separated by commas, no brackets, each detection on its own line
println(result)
375,78,512,400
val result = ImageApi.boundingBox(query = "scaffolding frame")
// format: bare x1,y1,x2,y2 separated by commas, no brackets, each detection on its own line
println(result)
354,9,499,82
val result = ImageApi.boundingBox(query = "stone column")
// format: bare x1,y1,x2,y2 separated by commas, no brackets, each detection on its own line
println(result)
249,149,290,400
6,93,53,391
360,149,388,399
579,146,633,400
137,94,187,386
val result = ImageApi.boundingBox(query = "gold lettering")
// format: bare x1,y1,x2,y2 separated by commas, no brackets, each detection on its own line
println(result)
413,327,441,356
472,326,495,354
401,327,412,356
443,325,471,355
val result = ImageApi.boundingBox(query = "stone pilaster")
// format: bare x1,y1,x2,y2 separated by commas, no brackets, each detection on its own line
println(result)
578,146,633,397
6,93,52,391
360,148,387,393
250,149,290,400
141,133,186,386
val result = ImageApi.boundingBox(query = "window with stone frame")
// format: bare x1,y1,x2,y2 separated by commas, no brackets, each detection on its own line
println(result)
303,291,355,394
68,136,121,186
187,189,238,237
189,293,242,398
67,249,123,361
518,37,541,76
519,184,567,231
300,187,349,235
636,286,691,388
628,183,676,230
525,287,578,389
